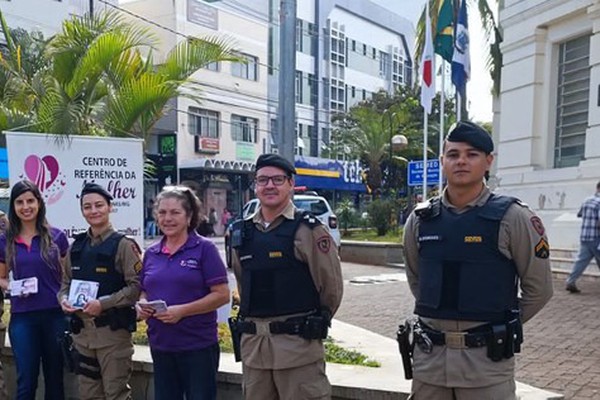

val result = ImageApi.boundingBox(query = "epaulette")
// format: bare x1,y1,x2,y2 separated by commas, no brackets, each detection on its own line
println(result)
414,197,441,220
124,235,142,254
298,211,321,229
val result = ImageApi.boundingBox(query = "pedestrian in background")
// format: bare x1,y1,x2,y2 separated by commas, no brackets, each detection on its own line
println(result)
229,153,343,400
59,183,141,400
0,180,69,400
565,181,600,293
137,185,229,400
402,121,553,399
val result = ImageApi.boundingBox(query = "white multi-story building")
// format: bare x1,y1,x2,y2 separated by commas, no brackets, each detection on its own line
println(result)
120,0,270,219
496,0,600,248
268,0,414,158
0,0,116,36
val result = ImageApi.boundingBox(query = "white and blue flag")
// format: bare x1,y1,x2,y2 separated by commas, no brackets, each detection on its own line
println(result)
451,0,470,97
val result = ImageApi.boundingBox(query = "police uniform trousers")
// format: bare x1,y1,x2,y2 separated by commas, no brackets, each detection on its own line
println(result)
242,360,331,400
409,379,517,400
73,323,134,400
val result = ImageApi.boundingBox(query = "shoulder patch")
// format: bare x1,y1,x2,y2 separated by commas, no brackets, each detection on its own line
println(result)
124,237,142,256
530,216,545,236
534,237,550,259
316,235,331,254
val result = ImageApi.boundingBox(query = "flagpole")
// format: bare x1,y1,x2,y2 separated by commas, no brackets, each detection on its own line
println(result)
439,61,445,194
423,112,428,200
456,91,462,121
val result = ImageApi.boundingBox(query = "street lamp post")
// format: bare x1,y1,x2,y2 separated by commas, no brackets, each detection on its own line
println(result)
382,109,409,227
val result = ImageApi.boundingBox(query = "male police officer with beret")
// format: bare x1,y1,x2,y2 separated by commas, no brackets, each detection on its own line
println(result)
59,183,141,400
402,121,553,399
229,153,343,400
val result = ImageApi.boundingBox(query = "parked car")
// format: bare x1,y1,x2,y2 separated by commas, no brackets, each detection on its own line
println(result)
241,192,341,247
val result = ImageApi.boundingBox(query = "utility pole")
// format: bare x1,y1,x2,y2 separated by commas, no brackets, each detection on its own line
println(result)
277,0,297,163
89,0,94,17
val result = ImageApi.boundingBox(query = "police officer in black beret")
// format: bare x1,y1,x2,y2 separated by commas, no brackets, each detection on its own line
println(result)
229,153,343,400
59,182,141,400
401,121,553,399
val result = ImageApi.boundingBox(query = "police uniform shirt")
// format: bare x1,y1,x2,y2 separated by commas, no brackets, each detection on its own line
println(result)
231,201,343,370
403,185,553,387
58,225,142,348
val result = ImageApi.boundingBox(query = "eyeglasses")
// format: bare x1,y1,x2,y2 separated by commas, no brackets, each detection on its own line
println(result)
255,175,289,186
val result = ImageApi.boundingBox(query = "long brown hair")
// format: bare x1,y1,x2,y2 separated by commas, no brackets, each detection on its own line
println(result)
5,180,60,274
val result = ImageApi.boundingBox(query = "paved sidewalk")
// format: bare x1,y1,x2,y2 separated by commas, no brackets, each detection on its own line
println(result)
335,262,600,400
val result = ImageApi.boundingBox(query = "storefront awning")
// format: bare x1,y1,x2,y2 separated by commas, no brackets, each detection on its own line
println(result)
179,158,255,172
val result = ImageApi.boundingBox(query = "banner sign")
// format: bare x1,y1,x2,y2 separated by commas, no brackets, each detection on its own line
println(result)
294,156,366,192
6,132,144,245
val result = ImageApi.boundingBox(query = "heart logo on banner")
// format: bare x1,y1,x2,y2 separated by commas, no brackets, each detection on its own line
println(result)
24,155,60,192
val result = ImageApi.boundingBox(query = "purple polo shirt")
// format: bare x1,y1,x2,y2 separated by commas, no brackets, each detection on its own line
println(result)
141,231,228,352
0,227,69,313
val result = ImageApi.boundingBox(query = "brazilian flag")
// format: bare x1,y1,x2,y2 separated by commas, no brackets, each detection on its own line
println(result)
435,0,454,63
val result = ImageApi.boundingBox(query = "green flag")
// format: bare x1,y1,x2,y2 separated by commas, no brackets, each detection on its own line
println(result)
435,0,454,63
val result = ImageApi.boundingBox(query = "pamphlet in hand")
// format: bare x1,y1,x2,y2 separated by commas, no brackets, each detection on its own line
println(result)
9,277,38,296
137,300,168,314
68,279,100,309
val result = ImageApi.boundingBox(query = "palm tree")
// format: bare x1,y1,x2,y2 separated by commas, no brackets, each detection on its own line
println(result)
414,0,502,96
0,10,239,142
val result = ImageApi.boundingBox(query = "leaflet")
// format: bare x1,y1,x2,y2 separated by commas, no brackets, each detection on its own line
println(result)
68,279,100,309
137,300,168,313
9,277,38,296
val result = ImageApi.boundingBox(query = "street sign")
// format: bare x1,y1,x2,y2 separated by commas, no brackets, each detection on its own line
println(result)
407,160,440,187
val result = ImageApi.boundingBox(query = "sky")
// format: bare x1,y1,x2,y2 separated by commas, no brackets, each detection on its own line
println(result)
371,0,494,122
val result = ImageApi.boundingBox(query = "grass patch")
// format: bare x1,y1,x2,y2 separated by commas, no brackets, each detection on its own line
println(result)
133,321,379,367
324,337,380,367
342,228,402,243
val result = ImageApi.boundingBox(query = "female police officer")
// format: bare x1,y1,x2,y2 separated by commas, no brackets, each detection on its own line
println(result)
59,183,141,400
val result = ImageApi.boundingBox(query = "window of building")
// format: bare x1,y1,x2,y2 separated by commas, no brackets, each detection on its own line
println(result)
363,44,367,56
379,51,390,78
231,115,258,143
205,62,219,72
295,71,303,103
352,40,356,52
296,19,304,52
188,107,219,138
392,47,404,87
554,35,590,168
232,53,258,81
308,73,317,106
329,27,346,111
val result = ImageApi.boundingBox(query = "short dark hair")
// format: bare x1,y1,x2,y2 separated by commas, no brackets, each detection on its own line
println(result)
596,181,600,191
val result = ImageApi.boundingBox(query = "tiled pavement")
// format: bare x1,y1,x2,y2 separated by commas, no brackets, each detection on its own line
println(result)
334,262,600,400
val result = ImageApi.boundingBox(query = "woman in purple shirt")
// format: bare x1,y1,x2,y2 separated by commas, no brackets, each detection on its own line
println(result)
138,186,229,400
0,180,69,400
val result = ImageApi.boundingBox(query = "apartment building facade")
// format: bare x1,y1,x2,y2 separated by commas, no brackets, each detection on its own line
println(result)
496,0,600,247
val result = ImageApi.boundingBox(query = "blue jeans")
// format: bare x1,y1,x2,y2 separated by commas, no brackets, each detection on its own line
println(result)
9,308,66,400
151,343,220,400
567,239,600,285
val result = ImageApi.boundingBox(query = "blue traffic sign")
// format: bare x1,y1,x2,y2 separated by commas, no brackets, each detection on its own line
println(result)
407,160,440,187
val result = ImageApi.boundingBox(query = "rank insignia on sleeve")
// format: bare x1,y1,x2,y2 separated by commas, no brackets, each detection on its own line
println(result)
134,260,142,273
530,216,546,236
534,237,550,259
316,235,331,254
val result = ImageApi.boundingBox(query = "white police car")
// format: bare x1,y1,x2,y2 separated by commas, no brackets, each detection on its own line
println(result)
241,191,341,248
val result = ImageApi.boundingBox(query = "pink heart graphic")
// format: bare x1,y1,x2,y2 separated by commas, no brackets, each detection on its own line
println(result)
24,155,60,192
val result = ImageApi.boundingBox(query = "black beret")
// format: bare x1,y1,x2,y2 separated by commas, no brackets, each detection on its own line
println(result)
446,121,493,154
255,153,296,175
80,182,113,203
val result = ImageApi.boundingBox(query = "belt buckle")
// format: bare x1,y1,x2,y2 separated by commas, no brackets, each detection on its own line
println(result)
445,332,467,349
254,321,270,336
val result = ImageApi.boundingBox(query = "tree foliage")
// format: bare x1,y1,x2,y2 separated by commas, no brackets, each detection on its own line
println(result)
329,86,455,196
0,10,239,142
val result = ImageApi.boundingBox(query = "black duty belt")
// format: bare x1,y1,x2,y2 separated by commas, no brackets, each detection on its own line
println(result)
93,314,111,328
237,318,305,335
421,324,490,349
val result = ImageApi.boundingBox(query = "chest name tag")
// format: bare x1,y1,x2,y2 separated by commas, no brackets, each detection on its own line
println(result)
240,255,253,262
269,251,283,258
180,259,199,268
95,267,108,273
464,236,483,243
418,235,442,242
